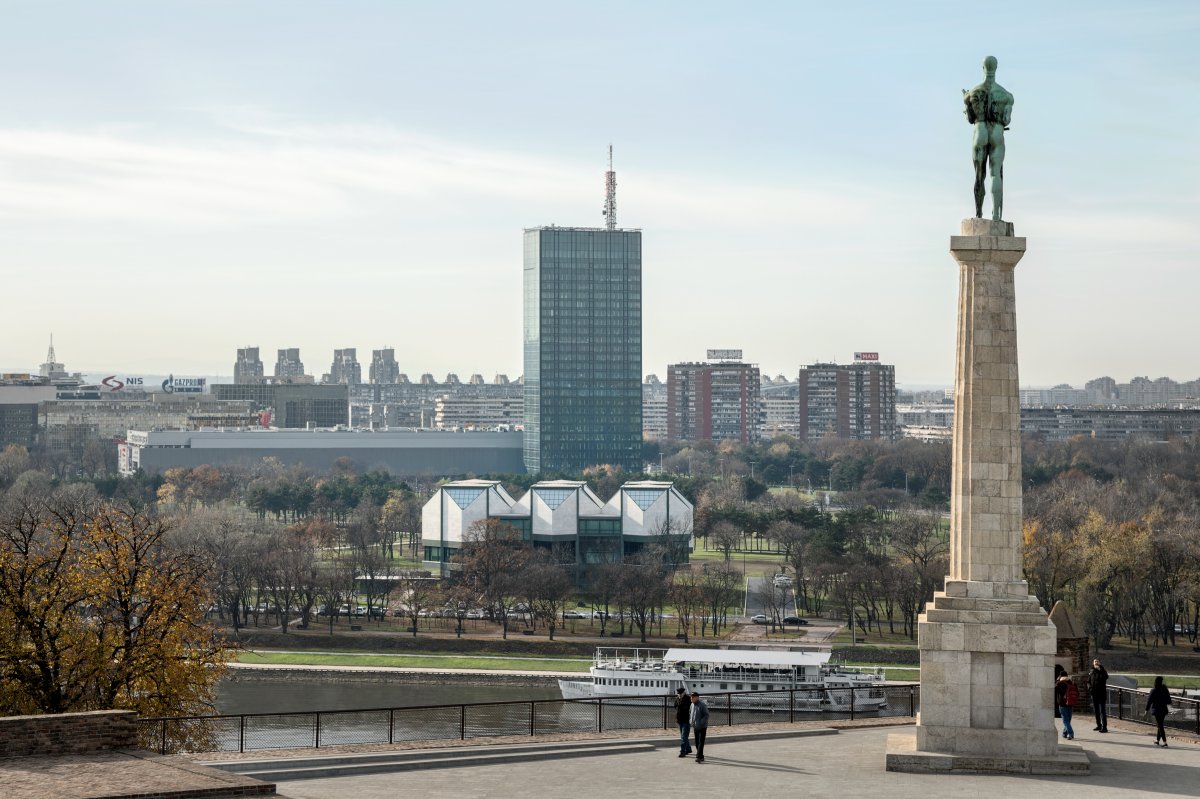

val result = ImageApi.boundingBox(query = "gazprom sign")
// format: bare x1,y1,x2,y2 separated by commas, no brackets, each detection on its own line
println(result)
161,375,206,394
706,349,743,361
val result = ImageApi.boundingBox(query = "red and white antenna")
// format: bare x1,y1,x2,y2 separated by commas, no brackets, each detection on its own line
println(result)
602,144,616,231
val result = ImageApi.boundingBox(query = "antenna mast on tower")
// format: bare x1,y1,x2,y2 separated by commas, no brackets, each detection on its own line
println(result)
603,144,616,231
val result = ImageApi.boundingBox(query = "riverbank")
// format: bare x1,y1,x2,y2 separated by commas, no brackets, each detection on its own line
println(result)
237,650,591,673
226,661,573,686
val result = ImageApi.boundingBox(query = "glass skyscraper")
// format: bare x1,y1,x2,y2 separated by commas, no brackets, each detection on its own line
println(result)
523,226,642,473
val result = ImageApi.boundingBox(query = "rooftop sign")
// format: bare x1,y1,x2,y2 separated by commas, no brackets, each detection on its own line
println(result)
706,349,743,361
854,352,880,361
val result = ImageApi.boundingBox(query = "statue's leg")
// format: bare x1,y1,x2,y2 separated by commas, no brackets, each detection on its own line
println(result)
990,133,1006,222
971,125,988,218
973,157,986,218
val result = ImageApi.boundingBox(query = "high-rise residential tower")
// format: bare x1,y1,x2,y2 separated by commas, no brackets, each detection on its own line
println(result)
234,347,265,383
667,351,762,444
523,226,642,472
797,354,897,442
370,348,400,384
327,348,362,385
274,348,306,379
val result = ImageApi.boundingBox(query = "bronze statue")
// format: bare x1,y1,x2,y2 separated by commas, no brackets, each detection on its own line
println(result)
963,56,1014,221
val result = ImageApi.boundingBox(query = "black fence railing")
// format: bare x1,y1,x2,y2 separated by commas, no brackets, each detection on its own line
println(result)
138,683,920,755
1105,685,1200,736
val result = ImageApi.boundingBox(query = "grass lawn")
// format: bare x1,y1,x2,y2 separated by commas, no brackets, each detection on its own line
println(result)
236,650,593,672
1124,674,1200,690
829,627,920,648
689,548,784,572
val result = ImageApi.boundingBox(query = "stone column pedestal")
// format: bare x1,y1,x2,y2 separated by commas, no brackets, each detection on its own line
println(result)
885,220,1089,775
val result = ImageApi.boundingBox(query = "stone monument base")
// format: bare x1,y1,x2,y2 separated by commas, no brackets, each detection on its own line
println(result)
885,733,1091,775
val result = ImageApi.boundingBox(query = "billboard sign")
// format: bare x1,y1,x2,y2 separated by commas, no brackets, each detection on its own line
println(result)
853,352,879,361
706,349,743,361
101,375,146,392
161,375,206,394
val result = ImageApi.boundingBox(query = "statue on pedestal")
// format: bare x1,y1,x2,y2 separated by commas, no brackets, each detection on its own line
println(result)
964,56,1014,221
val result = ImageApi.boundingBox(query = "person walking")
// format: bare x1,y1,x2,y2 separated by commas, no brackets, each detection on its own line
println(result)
1055,674,1077,740
1088,658,1109,732
674,687,693,757
1053,664,1067,719
689,692,710,763
1146,676,1173,747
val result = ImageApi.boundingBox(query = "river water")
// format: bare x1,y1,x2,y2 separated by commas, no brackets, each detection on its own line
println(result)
215,678,561,715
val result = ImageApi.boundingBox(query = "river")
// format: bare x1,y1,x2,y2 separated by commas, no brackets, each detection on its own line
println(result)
215,678,562,715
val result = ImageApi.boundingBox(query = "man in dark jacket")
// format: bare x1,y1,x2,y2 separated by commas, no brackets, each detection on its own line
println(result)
1088,659,1109,732
674,688,693,757
690,692,710,763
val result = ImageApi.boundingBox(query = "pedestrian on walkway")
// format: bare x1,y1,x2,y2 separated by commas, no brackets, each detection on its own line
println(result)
1088,658,1109,733
1055,674,1076,740
689,692,710,763
1146,676,1172,747
674,688,693,757
1053,664,1067,719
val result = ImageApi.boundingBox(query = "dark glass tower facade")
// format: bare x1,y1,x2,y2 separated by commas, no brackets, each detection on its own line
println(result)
523,227,642,473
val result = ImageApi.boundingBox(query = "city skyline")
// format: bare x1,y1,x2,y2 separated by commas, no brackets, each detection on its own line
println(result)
7,336,1200,393
2,2,1198,385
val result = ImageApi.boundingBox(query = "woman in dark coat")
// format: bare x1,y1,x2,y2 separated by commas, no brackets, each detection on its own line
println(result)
1146,676,1173,747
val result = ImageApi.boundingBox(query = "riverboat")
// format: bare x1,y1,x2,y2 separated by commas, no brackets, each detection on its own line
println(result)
558,647,887,712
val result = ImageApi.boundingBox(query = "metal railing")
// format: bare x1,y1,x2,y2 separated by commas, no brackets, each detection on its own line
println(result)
138,683,920,755
1105,685,1200,736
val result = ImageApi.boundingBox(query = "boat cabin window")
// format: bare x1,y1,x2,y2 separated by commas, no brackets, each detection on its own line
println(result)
719,683,727,690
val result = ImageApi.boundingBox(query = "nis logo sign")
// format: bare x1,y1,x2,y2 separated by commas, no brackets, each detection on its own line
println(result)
101,376,145,392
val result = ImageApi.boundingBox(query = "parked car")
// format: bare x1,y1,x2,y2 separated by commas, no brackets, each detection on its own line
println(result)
772,574,793,586
782,616,809,625
563,610,588,619
751,614,769,624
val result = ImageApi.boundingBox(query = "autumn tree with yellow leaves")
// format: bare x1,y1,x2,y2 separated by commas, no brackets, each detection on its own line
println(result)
0,486,230,717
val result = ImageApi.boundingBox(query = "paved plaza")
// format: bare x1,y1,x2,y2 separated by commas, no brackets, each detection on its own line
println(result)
275,723,1198,799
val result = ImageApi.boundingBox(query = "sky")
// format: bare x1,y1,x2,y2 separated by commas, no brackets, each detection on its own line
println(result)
1,1,1198,387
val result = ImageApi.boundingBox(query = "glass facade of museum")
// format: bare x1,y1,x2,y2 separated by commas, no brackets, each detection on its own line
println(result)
421,480,693,577
523,227,643,473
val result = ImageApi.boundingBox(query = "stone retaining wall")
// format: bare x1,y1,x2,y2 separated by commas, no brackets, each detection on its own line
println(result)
224,666,562,686
0,710,137,758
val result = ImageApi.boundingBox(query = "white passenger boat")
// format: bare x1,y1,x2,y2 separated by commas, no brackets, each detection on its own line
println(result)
558,648,888,712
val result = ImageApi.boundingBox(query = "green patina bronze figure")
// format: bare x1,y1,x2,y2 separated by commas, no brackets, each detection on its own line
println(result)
963,56,1014,221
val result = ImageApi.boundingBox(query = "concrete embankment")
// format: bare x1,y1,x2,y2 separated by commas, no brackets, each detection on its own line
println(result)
225,662,572,687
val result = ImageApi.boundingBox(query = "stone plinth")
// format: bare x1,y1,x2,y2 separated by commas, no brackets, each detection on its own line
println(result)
886,220,1089,775
885,733,1090,775
911,579,1058,759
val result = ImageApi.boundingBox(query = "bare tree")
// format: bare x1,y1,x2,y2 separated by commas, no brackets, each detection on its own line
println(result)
456,519,530,639
397,574,440,636
669,567,703,642
709,521,741,562
700,561,741,636
618,554,670,643
524,552,573,640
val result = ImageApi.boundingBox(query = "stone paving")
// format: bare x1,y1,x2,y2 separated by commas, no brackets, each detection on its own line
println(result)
1,748,277,799
272,722,1200,799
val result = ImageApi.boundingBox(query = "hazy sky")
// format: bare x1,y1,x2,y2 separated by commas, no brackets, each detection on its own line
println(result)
2,1,1197,387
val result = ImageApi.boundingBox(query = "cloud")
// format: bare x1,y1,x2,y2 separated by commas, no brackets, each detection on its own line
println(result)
0,121,896,230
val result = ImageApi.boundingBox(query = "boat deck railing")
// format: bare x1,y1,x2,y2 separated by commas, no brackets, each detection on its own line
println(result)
138,682,921,756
